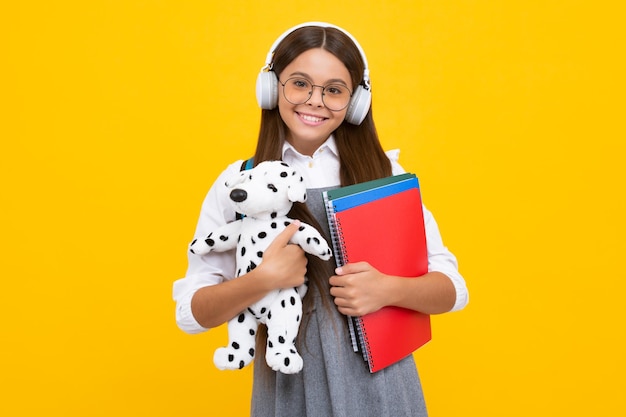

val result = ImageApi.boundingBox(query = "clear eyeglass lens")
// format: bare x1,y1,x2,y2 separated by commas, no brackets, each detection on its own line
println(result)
282,78,351,111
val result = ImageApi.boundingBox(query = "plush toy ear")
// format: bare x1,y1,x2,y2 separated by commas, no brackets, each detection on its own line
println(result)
287,175,307,203
225,171,249,189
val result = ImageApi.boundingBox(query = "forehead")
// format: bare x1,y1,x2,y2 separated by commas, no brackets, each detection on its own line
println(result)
278,48,352,85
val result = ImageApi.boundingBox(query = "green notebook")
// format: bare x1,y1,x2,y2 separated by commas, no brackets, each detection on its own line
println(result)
324,173,415,201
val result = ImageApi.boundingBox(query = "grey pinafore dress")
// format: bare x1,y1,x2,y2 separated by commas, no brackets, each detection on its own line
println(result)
250,187,428,417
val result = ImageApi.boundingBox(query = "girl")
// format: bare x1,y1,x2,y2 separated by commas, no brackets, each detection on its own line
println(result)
173,22,469,417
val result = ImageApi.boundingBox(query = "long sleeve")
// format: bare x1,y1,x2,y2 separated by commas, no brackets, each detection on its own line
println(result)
389,150,469,312
172,160,244,334
422,206,469,311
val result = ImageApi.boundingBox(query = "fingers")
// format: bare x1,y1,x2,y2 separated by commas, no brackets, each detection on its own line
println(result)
331,288,365,317
270,220,301,248
329,262,384,317
258,221,307,290
334,261,371,276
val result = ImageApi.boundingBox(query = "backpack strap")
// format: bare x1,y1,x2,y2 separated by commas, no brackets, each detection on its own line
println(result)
235,158,254,220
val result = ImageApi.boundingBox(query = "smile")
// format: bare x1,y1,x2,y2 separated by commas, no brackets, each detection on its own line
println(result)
297,112,327,124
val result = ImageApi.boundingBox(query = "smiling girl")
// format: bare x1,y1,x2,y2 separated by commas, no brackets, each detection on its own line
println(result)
173,22,468,417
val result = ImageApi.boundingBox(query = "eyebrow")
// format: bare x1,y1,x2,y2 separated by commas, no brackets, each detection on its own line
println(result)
288,71,350,87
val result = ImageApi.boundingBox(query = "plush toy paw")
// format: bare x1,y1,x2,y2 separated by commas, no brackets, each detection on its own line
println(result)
303,234,332,261
265,344,304,374
213,344,255,371
188,235,211,255
189,221,242,255
290,222,333,261
314,243,332,261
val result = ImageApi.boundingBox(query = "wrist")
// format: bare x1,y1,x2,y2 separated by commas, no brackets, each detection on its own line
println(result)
382,275,403,308
246,262,275,292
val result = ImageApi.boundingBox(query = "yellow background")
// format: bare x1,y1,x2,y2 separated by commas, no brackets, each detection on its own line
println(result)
3,1,625,416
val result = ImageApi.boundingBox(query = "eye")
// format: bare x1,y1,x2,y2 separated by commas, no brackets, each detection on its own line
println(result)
291,78,310,90
267,184,278,192
325,84,349,96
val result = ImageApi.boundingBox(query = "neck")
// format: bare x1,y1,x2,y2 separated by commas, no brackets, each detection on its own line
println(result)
285,137,328,157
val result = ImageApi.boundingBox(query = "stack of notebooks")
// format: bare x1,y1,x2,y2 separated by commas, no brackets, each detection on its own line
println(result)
323,173,431,373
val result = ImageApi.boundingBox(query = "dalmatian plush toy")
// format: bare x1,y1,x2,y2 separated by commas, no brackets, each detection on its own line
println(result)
189,160,332,374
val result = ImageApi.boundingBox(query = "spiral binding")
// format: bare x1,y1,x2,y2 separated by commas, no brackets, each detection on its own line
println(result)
323,193,360,352
326,204,348,267
356,318,373,368
333,203,372,366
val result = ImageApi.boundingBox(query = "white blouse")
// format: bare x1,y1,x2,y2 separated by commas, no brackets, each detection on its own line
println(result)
173,137,469,334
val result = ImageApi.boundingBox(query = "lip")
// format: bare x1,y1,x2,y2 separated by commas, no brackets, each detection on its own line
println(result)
296,111,328,126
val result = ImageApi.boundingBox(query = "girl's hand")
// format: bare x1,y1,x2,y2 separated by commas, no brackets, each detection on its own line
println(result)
257,221,308,290
190,221,308,329
329,262,389,317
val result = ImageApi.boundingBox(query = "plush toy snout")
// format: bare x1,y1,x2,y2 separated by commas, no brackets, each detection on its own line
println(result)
286,179,307,204
230,189,247,203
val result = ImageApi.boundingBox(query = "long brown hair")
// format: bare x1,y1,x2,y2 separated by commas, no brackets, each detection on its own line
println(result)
252,25,392,356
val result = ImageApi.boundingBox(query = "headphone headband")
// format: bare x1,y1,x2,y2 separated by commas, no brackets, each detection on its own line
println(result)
261,21,370,89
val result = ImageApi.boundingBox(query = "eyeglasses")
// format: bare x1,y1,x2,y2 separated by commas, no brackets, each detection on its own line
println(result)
278,77,353,111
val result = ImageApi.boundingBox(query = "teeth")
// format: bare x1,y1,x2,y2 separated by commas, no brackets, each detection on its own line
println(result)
300,114,324,123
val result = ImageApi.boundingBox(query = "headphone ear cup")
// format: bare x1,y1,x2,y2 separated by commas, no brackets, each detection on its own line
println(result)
256,71,279,109
345,86,371,125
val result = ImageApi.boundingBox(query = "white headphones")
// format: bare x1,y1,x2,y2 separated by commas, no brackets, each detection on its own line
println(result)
255,22,372,125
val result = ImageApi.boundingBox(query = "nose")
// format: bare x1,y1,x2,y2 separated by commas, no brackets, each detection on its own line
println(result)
307,85,324,107
230,189,247,203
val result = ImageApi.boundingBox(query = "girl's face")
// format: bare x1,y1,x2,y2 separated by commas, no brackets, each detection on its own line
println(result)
277,48,352,156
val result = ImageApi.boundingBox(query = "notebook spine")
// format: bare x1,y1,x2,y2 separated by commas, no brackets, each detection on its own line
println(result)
332,208,349,267
324,197,345,267
324,192,359,352
356,317,373,368
334,205,351,263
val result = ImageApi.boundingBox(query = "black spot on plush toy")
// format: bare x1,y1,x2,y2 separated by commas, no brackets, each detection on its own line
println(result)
189,161,332,374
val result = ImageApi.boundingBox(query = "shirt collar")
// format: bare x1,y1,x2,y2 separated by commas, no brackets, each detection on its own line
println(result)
281,135,339,160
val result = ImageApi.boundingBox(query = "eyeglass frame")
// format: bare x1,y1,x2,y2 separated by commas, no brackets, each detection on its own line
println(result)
278,77,354,111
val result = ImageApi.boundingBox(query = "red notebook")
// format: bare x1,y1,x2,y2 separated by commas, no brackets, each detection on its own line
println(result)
323,174,431,373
